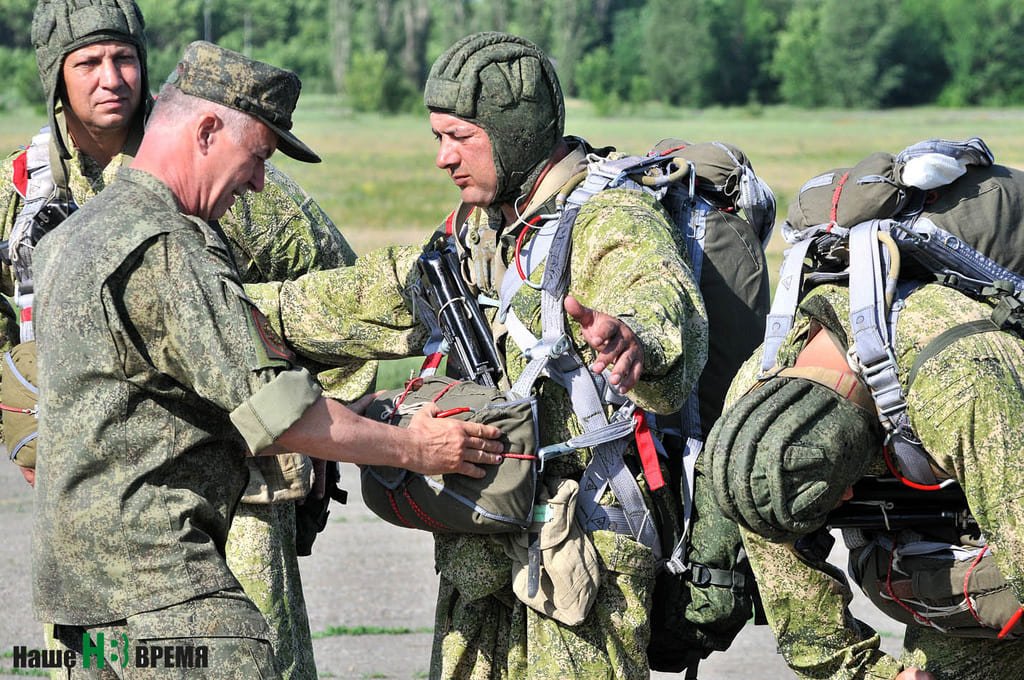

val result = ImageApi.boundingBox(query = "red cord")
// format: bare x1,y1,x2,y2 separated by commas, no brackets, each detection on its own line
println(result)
998,607,1023,639
513,215,545,283
962,545,990,627
883,544,934,628
882,445,948,492
0,403,34,414
829,171,850,225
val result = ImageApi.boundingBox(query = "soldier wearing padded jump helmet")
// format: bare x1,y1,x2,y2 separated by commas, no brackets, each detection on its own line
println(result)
705,162,1024,680
0,2,371,677
247,31,707,678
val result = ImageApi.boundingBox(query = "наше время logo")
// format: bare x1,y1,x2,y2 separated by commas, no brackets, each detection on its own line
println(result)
13,632,209,671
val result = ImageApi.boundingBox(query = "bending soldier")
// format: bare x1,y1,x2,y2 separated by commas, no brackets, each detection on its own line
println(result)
706,166,1024,680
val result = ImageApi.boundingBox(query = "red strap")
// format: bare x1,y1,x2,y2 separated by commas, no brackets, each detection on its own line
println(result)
657,144,688,157
20,307,32,324
13,150,28,198
444,210,457,236
633,409,665,491
419,352,444,376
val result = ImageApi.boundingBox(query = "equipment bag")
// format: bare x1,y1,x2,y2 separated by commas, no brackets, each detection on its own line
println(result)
850,531,1022,639
495,138,773,675
360,376,539,533
0,341,39,464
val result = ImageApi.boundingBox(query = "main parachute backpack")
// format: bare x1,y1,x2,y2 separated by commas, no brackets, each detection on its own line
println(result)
763,136,1024,640
489,138,775,675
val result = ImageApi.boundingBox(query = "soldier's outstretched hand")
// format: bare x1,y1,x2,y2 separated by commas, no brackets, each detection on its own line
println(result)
406,402,504,478
565,294,643,394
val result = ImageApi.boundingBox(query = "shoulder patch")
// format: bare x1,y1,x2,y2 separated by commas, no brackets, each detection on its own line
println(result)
247,303,295,368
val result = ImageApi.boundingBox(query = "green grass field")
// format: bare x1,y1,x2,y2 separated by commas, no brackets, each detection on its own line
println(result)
5,101,1023,387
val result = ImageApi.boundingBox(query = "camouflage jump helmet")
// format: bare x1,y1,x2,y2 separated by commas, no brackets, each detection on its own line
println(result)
424,31,565,206
707,373,882,543
31,0,149,158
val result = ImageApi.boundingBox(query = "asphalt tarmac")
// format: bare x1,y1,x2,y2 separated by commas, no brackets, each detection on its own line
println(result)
0,460,905,679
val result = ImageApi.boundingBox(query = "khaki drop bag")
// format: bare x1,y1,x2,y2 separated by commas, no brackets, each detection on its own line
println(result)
360,376,539,533
1,341,39,467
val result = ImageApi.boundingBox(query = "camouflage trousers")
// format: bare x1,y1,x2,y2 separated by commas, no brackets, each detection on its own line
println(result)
899,625,1024,680
430,530,655,680
47,589,278,679
225,500,316,680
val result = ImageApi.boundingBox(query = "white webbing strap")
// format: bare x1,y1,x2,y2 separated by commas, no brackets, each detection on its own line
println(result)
761,236,815,373
848,221,938,485
501,170,660,552
9,129,56,343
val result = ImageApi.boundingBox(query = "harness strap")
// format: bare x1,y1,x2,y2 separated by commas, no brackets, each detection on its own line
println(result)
907,318,1001,386
761,237,815,373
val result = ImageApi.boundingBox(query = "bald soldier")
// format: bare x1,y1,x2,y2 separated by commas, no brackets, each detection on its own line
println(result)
247,32,707,678
30,41,502,678
0,2,369,675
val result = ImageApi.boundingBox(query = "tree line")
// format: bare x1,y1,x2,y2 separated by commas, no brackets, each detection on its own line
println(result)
2,0,1023,114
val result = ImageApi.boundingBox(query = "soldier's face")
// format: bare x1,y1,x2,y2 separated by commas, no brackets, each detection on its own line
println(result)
61,41,143,135
430,112,498,207
205,117,276,221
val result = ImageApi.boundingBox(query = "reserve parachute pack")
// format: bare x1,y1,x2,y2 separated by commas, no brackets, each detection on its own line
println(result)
360,137,776,677
1,128,77,466
764,136,1024,640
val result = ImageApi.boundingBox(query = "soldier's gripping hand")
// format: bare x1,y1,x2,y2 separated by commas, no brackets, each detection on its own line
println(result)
405,402,504,479
895,669,935,680
564,294,643,394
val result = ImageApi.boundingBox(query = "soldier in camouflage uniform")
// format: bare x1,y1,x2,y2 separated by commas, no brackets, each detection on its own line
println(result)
706,273,1024,680
30,40,504,679
248,32,707,678
0,2,373,678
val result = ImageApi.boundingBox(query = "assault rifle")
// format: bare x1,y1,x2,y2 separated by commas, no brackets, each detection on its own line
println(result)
416,245,503,387
827,476,977,533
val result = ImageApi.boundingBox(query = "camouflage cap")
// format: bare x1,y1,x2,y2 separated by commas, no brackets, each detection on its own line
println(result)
424,31,565,205
707,373,882,542
166,41,320,163
32,0,149,158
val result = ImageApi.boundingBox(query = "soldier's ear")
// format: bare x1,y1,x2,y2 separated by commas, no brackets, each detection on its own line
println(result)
195,112,220,154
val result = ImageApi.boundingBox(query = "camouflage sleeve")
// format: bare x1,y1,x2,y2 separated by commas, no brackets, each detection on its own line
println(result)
219,161,357,283
742,528,904,680
245,243,429,366
905,299,1024,605
566,188,707,414
121,227,313,417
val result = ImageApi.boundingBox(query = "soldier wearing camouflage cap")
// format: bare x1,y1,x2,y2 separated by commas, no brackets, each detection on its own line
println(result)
30,40,504,677
1,4,369,677
246,31,707,678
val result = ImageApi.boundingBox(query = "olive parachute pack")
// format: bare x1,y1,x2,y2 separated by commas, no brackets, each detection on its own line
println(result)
359,137,776,677
762,136,1024,640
